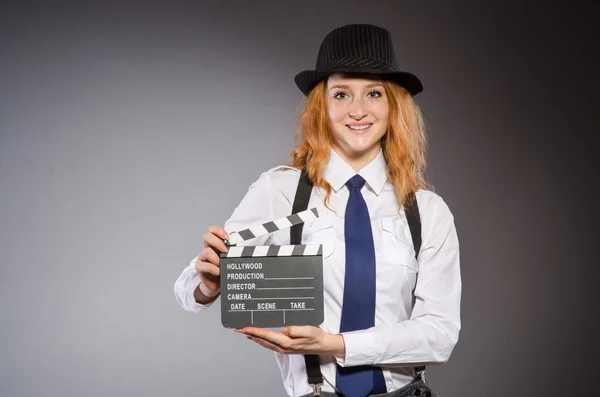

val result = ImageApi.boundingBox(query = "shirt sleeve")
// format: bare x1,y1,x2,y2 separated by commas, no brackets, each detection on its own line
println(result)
173,171,275,313
337,194,461,367
174,257,214,313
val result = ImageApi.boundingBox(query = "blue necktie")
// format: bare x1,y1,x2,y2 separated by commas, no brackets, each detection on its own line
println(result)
336,175,386,397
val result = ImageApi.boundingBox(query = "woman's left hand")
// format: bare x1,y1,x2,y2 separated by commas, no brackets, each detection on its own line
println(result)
236,326,345,357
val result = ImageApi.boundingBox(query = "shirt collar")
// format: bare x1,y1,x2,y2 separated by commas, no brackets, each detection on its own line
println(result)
323,147,388,196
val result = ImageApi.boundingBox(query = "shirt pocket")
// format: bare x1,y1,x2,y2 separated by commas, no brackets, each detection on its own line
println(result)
378,216,418,272
301,216,336,259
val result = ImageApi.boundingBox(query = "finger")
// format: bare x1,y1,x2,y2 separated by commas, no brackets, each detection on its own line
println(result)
200,246,221,266
282,326,314,339
246,336,287,354
195,259,220,277
203,231,229,253
242,327,294,349
208,225,229,242
240,327,276,339
201,276,219,292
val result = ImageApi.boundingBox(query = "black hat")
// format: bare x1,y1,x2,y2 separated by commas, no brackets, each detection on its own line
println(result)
294,24,423,97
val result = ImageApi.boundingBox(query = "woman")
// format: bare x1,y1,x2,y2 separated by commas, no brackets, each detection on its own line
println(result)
174,24,461,397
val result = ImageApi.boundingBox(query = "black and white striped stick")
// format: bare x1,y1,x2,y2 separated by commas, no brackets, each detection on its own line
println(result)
225,208,319,246
220,244,323,258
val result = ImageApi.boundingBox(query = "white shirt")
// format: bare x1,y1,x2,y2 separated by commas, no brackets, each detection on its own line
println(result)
174,149,461,397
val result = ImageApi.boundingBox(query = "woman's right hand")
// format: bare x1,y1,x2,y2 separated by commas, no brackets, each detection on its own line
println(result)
194,225,230,300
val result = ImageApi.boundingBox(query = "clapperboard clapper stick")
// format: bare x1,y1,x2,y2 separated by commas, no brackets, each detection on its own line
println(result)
220,208,324,329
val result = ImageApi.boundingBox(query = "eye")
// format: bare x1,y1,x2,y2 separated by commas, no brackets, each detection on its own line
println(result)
367,90,383,98
333,91,348,100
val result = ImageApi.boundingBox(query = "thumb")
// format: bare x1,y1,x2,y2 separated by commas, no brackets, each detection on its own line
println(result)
284,326,313,338
280,326,291,336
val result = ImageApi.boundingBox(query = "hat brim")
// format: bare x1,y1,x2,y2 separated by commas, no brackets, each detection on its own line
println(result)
294,69,423,97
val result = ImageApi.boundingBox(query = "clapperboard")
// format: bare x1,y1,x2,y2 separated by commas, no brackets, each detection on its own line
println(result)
220,208,324,329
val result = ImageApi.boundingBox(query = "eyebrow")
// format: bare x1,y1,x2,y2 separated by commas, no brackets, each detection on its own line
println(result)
328,83,384,91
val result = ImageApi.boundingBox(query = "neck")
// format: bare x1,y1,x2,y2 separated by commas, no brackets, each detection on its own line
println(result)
333,145,381,172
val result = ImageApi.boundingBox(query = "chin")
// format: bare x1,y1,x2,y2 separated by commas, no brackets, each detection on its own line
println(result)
350,136,380,150
344,141,380,157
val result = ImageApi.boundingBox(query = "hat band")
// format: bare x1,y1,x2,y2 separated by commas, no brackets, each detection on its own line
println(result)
317,56,397,73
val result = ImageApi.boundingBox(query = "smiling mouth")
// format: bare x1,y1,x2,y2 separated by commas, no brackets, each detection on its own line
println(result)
347,124,372,131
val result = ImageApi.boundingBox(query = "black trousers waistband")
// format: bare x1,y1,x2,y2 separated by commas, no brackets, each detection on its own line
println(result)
298,378,438,397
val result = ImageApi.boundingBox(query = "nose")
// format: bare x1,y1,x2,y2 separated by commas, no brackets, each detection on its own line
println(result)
348,97,367,119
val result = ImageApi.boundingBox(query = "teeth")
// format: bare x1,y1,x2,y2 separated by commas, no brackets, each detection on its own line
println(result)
348,124,371,130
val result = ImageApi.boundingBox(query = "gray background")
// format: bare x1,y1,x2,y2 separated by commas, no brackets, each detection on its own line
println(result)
1,1,598,396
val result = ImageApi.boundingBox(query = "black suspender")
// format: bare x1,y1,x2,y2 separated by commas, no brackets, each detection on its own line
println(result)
290,170,426,389
290,170,324,387
404,192,421,256
290,170,314,248
403,192,427,379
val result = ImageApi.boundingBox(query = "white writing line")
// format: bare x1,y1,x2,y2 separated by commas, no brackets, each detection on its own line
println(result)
228,309,315,312
251,297,314,300
264,277,314,280
256,287,314,290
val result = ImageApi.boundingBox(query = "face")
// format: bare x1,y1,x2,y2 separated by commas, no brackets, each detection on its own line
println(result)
326,73,389,167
